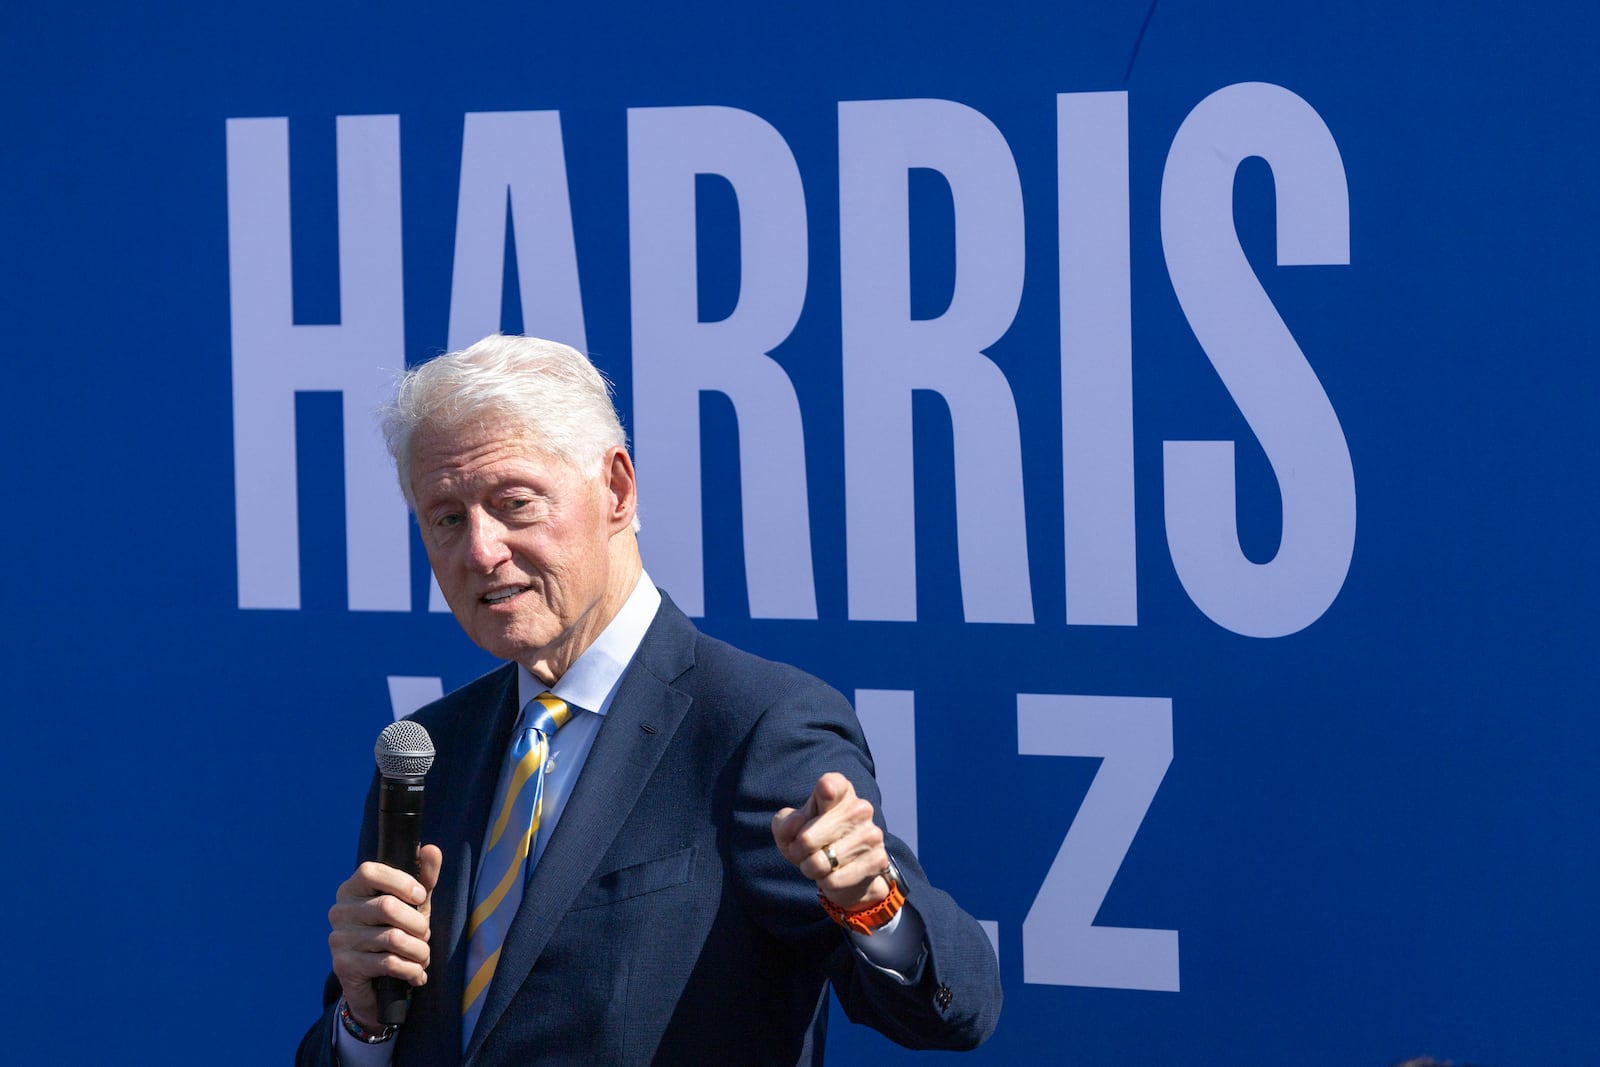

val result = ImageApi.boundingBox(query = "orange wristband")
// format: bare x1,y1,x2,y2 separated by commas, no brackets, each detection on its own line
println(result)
820,874,906,936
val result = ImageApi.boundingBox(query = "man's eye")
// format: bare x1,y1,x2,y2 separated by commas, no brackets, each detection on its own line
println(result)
438,513,463,528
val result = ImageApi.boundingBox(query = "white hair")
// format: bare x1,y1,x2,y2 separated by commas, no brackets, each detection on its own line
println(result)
381,334,630,511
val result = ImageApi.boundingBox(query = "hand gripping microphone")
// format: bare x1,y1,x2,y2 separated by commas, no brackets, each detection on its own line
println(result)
372,720,435,1026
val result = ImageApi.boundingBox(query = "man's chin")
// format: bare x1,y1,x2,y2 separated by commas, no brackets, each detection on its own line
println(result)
471,619,559,668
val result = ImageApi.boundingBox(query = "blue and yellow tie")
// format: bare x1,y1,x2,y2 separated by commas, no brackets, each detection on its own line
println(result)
461,692,572,1042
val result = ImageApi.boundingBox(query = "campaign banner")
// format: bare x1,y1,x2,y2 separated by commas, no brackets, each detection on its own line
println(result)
5,3,1595,1063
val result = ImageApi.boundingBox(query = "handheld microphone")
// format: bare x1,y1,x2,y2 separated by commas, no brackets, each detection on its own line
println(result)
372,720,435,1026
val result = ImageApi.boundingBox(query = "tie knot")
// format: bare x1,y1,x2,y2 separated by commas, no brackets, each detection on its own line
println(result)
526,692,573,737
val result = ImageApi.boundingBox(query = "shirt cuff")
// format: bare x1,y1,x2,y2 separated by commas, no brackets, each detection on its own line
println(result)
332,1000,399,1067
845,901,928,984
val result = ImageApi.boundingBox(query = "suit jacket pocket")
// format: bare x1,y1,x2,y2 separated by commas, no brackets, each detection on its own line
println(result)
569,845,697,911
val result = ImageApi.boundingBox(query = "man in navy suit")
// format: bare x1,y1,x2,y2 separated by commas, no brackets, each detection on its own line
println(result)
298,335,1001,1064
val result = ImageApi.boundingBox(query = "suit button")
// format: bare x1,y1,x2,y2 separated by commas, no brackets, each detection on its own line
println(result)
935,984,953,1011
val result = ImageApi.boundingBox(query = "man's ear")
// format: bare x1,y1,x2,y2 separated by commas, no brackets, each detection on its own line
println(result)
604,446,638,532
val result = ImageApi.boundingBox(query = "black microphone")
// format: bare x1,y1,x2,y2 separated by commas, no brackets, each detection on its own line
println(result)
372,720,435,1026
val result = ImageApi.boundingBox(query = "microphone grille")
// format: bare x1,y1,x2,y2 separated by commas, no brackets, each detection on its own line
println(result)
375,720,435,778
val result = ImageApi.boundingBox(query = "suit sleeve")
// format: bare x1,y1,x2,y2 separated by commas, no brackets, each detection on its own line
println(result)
730,676,1002,1050
293,973,343,1067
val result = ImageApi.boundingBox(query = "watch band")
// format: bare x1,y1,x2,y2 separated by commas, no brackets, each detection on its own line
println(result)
820,869,906,936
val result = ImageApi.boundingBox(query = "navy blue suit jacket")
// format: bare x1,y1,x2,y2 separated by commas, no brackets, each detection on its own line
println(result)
298,593,1001,1064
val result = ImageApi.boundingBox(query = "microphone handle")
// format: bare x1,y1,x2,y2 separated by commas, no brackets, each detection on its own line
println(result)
373,774,425,1025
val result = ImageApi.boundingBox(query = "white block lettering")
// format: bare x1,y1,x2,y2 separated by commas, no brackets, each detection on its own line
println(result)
387,675,444,719
226,115,410,611
628,106,817,618
1059,92,1137,626
1160,82,1356,638
1018,693,1178,991
446,110,588,353
853,689,919,854
839,99,1032,623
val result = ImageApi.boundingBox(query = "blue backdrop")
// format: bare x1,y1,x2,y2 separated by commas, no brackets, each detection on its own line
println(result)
5,3,1596,1064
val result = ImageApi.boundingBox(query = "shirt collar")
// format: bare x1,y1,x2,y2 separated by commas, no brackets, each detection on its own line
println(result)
516,571,661,716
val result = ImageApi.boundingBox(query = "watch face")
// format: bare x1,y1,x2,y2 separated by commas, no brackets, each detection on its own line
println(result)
885,856,903,893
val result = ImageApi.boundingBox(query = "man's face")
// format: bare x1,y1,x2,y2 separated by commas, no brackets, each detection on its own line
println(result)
409,417,630,679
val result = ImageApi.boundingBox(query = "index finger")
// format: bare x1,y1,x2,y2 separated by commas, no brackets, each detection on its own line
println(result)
807,772,855,816
339,859,429,906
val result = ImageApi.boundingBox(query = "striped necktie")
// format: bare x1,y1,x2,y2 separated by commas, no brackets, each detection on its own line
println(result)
461,691,573,1042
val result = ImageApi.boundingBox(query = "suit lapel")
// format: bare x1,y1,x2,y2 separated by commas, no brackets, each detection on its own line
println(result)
463,597,697,1064
409,665,520,1065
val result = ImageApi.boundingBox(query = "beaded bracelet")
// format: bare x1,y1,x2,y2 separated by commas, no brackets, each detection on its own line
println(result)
339,998,399,1044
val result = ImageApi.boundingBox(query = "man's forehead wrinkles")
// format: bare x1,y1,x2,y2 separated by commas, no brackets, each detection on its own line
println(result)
417,437,526,481
418,438,516,470
415,449,576,507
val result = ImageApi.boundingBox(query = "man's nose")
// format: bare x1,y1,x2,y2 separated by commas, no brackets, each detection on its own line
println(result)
464,511,512,571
